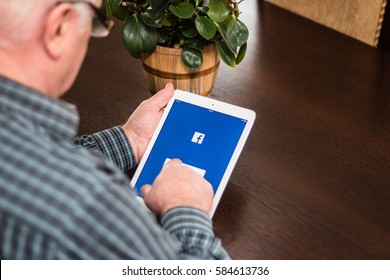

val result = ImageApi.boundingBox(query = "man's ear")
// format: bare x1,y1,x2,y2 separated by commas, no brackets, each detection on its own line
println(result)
43,3,77,59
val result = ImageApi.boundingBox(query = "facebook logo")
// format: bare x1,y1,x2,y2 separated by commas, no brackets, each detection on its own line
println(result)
191,132,205,144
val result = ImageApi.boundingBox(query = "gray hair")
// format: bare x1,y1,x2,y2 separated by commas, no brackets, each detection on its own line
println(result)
0,0,91,49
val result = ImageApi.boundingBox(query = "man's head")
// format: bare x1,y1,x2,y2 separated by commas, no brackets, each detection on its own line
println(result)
0,0,103,97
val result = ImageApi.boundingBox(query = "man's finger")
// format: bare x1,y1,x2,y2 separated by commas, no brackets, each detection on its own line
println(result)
165,158,182,168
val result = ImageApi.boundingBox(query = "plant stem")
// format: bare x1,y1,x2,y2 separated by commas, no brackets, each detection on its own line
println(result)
121,1,143,13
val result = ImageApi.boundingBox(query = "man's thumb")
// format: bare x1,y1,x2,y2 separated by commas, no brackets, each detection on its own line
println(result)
140,184,152,198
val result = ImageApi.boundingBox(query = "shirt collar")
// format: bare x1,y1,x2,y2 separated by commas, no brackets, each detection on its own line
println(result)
0,75,79,140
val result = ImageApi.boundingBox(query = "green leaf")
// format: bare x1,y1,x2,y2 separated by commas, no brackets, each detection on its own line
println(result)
106,0,129,21
215,20,237,55
140,9,166,28
182,45,203,69
111,5,130,21
163,18,173,27
158,37,169,44
207,0,230,22
214,39,236,67
169,3,195,19
122,14,159,57
107,0,122,14
195,0,202,7
184,38,204,51
158,28,172,44
227,18,249,48
195,16,217,40
181,23,198,38
197,6,209,14
150,0,169,11
236,42,247,65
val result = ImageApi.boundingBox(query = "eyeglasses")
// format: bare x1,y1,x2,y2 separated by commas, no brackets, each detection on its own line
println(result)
56,1,114,38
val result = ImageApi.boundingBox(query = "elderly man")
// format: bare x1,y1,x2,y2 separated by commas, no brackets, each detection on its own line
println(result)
0,0,229,259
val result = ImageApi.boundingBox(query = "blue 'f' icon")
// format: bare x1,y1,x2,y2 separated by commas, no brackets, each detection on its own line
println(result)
192,132,205,144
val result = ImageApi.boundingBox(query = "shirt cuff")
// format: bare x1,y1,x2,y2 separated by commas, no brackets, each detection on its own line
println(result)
88,126,136,171
161,207,214,235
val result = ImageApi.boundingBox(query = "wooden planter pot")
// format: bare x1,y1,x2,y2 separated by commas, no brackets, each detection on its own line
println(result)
140,44,220,96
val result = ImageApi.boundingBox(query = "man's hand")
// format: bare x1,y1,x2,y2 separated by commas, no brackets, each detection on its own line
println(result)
122,84,174,163
141,159,214,216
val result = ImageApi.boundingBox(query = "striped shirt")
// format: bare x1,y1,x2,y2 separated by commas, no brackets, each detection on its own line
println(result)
0,76,229,259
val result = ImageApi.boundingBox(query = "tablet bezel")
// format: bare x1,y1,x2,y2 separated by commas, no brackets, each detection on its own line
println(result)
130,89,256,217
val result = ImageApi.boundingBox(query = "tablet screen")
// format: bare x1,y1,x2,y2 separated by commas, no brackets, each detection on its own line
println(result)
133,99,248,196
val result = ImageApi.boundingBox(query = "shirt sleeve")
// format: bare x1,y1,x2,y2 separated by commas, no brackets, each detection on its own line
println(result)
161,207,230,259
74,126,136,171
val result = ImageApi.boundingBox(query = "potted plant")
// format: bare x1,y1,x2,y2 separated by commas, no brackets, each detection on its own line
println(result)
104,0,249,96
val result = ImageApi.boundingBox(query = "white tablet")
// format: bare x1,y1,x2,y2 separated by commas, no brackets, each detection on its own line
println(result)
130,90,256,217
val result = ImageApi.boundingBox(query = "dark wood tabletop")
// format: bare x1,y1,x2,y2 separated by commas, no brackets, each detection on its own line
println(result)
63,1,390,259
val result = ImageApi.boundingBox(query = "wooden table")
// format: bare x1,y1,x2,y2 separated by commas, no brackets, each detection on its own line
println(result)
64,1,390,259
